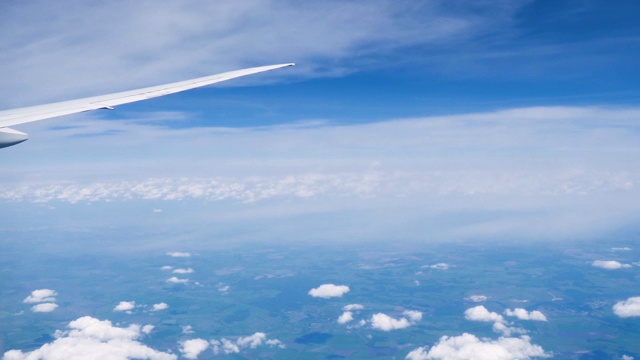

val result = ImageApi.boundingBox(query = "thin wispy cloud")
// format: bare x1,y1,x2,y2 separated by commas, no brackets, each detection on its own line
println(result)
166,252,191,258
0,1,521,108
466,295,488,302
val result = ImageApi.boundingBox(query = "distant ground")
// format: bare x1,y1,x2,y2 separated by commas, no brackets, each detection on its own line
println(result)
1,230,639,359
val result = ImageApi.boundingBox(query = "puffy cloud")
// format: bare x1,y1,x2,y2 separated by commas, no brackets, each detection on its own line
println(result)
23,289,57,303
172,268,194,274
308,284,350,298
2,316,175,360
151,303,168,311
31,303,58,313
404,310,423,322
504,308,547,322
180,338,209,359
210,333,284,355
338,311,354,324
405,333,550,360
467,295,488,302
166,252,191,257
613,297,640,318
166,277,189,284
339,304,365,325
465,306,504,323
182,325,195,334
142,325,154,335
343,303,364,311
237,333,270,348
592,260,632,269
114,301,136,312
465,306,526,336
370,310,422,331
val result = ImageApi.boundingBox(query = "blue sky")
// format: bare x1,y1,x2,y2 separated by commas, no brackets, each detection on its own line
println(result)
1,0,640,241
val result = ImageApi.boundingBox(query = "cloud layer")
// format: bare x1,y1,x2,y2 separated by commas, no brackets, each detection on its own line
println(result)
3,106,640,241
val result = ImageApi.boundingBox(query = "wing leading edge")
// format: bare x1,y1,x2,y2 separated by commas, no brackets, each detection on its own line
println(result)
0,63,294,149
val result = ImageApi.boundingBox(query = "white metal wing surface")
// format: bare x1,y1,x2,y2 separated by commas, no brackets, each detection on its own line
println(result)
0,63,294,148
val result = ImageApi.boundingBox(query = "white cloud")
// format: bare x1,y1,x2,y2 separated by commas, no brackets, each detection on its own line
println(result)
114,301,136,312
142,325,154,335
370,310,422,331
166,252,191,257
210,333,284,355
504,308,547,322
151,303,168,311
218,284,230,293
467,295,488,302
166,277,189,284
403,310,423,322
343,304,364,311
613,297,640,318
465,306,526,336
172,268,194,274
180,338,209,359
308,284,350,298
160,266,173,270
237,333,269,348
405,333,551,360
592,260,632,269
23,289,57,303
31,303,58,313
3,316,175,360
464,306,504,323
338,311,354,324
182,325,195,334
611,247,632,251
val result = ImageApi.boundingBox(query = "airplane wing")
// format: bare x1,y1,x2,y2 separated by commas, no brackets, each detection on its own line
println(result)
0,63,294,149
